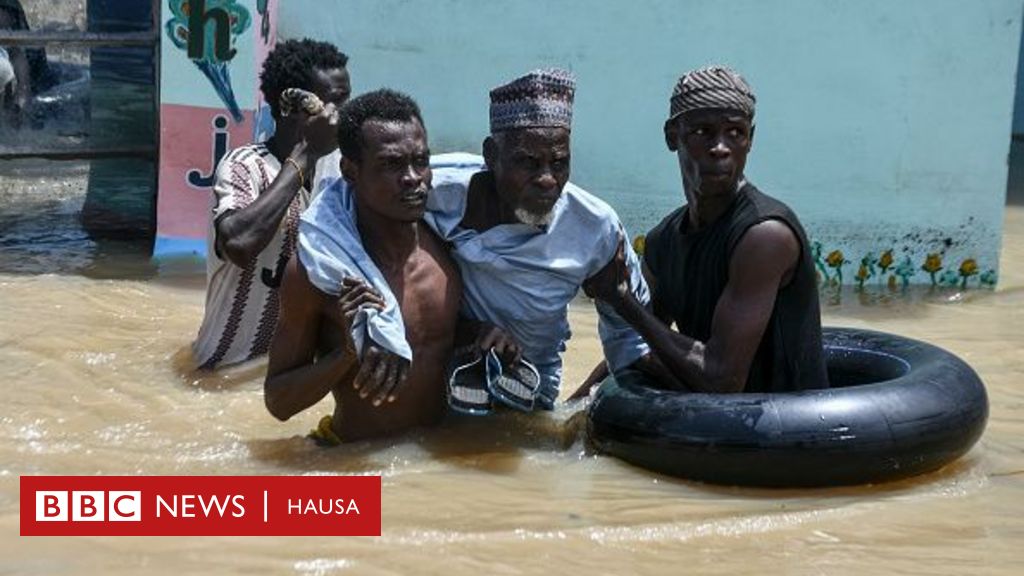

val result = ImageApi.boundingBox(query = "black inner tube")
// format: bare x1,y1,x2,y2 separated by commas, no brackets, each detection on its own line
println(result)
587,327,988,487
825,344,910,387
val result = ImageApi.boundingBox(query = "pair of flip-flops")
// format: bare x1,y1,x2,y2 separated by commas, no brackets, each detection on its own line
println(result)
447,346,541,415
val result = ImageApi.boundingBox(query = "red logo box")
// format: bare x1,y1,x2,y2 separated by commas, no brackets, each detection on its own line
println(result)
21,476,381,536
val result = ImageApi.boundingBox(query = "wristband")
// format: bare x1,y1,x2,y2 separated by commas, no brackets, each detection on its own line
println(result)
285,156,305,189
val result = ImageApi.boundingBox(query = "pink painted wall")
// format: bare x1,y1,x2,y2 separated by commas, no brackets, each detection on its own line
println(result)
156,105,255,239
155,0,277,257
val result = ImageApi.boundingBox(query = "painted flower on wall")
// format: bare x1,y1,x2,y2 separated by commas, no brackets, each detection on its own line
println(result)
632,235,646,257
855,262,870,286
825,250,848,285
878,249,894,286
921,253,943,285
958,258,978,276
958,258,979,289
855,253,876,289
797,240,996,292
878,249,894,274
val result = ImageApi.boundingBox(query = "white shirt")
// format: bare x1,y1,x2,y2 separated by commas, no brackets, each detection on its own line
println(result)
192,145,340,369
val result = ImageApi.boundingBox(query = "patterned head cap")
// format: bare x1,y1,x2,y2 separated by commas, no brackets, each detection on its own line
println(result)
489,69,576,133
669,66,755,121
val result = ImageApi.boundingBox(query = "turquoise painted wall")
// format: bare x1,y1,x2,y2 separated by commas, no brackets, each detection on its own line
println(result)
282,0,1021,287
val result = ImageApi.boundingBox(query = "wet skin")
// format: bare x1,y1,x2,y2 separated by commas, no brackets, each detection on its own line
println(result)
265,118,461,441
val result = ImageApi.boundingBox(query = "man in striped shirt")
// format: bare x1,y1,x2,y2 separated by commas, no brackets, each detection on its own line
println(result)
193,39,350,370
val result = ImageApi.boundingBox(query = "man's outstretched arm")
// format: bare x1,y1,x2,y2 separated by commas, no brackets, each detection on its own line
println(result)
590,220,799,393
572,239,682,399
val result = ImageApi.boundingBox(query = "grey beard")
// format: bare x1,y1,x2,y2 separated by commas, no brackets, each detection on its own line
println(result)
514,207,554,228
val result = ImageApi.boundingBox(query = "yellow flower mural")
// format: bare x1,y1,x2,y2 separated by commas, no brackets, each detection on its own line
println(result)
879,249,894,271
825,250,848,285
958,258,979,289
784,240,994,297
959,258,978,277
855,252,877,289
632,235,646,257
921,253,943,285
855,263,870,287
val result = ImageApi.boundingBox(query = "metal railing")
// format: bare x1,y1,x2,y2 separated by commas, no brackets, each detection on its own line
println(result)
0,30,157,47
0,1,160,162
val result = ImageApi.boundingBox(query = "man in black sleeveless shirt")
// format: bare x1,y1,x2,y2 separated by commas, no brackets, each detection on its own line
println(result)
578,66,828,394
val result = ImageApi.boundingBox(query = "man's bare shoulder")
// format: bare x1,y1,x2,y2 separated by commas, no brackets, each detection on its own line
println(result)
730,219,801,287
281,255,333,314
417,223,460,275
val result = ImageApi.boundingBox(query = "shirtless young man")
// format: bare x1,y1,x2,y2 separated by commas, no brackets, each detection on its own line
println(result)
264,90,461,441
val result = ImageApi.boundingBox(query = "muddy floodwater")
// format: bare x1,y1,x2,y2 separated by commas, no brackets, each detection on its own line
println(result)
1,161,1023,574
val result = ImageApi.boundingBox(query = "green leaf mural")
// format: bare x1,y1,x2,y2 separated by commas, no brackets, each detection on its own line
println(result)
894,256,916,289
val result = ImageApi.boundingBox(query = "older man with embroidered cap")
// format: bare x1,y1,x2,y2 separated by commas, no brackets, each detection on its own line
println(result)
425,68,654,410
580,65,829,395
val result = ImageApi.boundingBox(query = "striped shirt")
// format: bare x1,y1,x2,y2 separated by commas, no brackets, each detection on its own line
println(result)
192,143,339,369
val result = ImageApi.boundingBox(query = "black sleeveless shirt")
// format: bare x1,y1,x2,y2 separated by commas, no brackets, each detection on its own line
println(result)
644,183,828,392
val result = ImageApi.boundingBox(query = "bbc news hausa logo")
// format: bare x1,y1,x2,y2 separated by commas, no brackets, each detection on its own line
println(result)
35,491,142,522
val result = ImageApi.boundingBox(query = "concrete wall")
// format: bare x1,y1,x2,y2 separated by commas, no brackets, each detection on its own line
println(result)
282,0,1022,287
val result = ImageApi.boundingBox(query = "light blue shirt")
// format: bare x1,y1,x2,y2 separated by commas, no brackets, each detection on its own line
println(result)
425,154,651,407
297,154,651,407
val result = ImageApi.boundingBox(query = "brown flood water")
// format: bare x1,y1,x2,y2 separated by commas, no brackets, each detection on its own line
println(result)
1,161,1023,575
